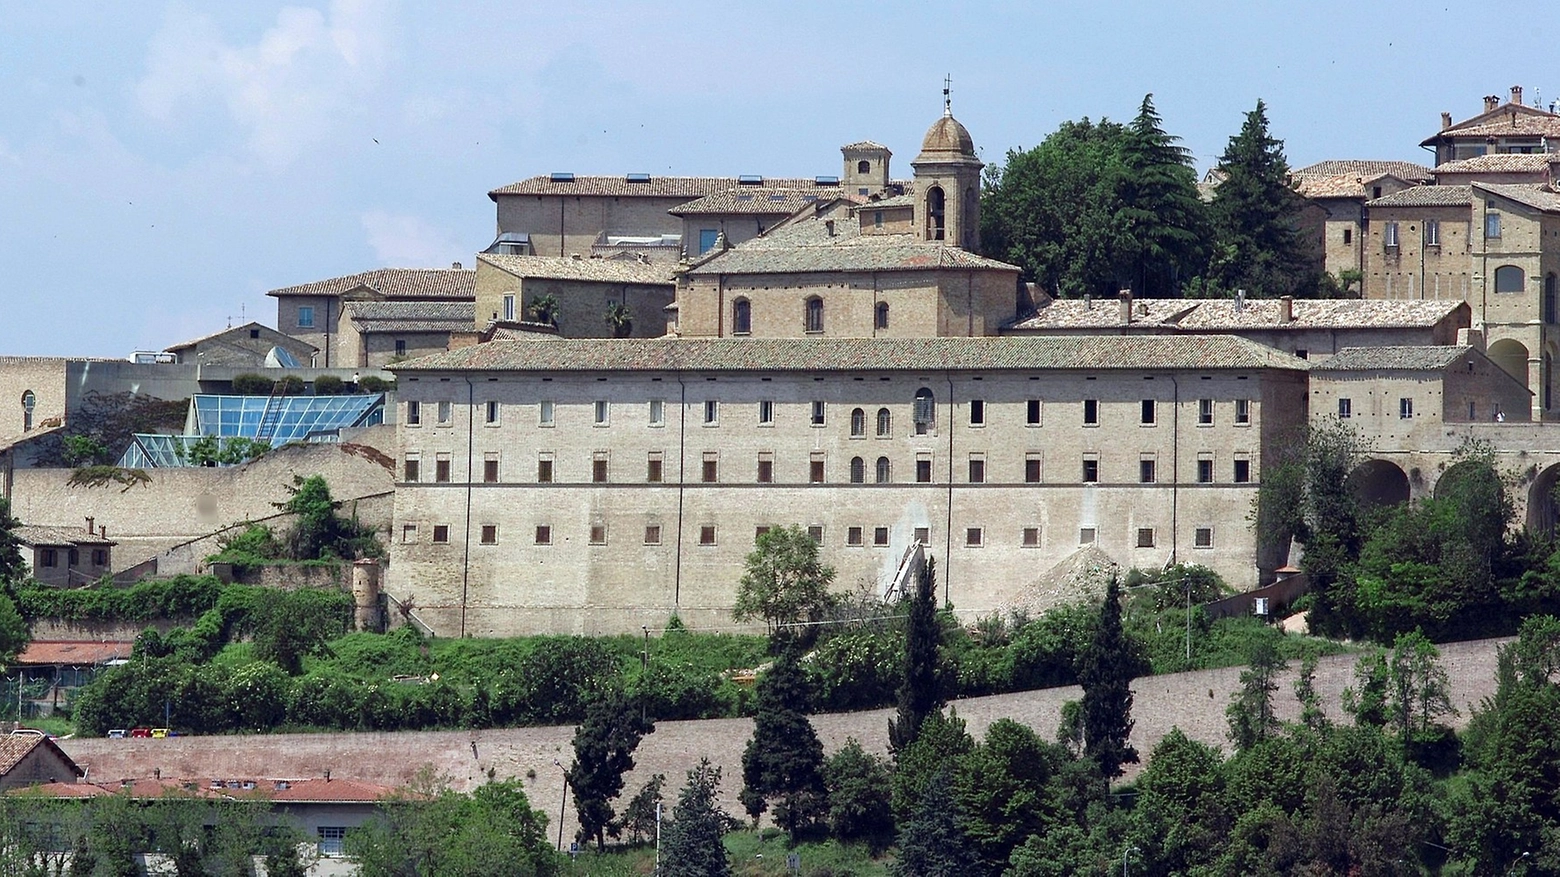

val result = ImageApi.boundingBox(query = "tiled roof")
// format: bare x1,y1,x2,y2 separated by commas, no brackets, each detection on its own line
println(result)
18,641,132,666
1434,154,1557,174
0,733,82,779
344,301,474,334
1007,298,1464,332
1294,172,1418,199
841,140,889,151
391,334,1309,374
1425,104,1560,145
1008,299,1198,329
268,268,475,300
1312,346,1469,371
7,781,112,798
859,193,916,209
1293,160,1432,181
16,524,113,547
1474,182,1560,212
669,188,822,216
1367,185,1473,207
164,322,298,353
688,241,1019,275
477,253,675,285
488,175,824,199
12,776,400,802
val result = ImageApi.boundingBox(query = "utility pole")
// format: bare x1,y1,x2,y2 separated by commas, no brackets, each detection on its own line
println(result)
555,759,569,851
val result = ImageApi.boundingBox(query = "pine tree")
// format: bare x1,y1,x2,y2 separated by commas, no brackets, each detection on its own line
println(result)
1079,575,1138,778
1226,638,1286,750
567,689,655,850
1206,99,1313,297
739,649,827,837
889,557,942,754
891,763,986,877
0,497,25,585
661,759,733,877
1116,93,1208,297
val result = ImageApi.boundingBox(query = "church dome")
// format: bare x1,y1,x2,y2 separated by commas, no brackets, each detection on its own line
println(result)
918,114,976,159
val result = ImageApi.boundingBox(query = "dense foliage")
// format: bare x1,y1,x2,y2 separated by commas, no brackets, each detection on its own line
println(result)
348,776,558,876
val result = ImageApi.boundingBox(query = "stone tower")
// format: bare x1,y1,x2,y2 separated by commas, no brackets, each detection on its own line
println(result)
841,141,892,195
911,87,983,252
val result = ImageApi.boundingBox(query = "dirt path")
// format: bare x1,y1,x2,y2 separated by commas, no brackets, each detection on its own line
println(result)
62,637,1505,843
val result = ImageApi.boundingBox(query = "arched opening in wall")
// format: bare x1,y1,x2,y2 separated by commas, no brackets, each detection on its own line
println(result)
876,407,891,437
20,390,35,431
804,296,824,333
850,408,866,437
875,301,889,330
850,456,865,483
876,456,891,483
1489,338,1531,390
1529,463,1560,536
913,388,935,435
1546,273,1557,324
925,186,946,241
1495,265,1526,294
732,298,751,335
857,160,871,174
1433,460,1490,500
1349,459,1410,511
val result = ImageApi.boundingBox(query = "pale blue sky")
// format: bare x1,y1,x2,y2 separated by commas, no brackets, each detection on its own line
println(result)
0,1,1548,355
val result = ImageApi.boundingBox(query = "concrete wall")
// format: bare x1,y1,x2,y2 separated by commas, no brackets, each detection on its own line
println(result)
495,194,691,259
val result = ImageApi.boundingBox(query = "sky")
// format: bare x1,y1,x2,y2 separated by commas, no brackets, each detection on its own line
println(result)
0,1,1552,356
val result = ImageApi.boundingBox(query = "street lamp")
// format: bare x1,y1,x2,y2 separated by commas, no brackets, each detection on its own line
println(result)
555,759,569,851
1124,844,1139,876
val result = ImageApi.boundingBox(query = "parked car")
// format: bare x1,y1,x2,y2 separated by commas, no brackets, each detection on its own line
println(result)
129,727,151,738
107,729,126,739
150,728,170,739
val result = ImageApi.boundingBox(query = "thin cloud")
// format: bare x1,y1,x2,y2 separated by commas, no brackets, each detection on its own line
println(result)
361,210,468,268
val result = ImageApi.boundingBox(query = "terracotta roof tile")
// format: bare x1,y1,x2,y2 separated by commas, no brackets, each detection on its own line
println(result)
1474,182,1560,212
1434,154,1557,174
344,301,474,334
688,242,1018,275
16,524,113,547
268,268,475,300
488,175,824,199
477,253,675,285
1367,185,1474,207
1312,346,1470,371
1008,298,1464,332
1293,160,1432,181
668,188,824,216
0,733,83,779
1425,103,1560,144
18,641,133,666
841,141,889,151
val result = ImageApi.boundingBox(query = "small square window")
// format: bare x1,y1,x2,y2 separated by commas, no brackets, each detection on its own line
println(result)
703,455,719,483
1139,459,1156,484
432,525,449,544
807,525,824,543
1399,398,1414,419
810,458,825,483
1198,399,1213,425
1235,399,1250,424
758,400,775,425
593,456,609,483
1233,459,1251,483
1137,527,1155,548
644,525,662,545
647,455,663,483
873,526,889,546
401,524,417,544
483,458,499,483
1197,459,1214,483
755,525,771,538
406,401,421,425
590,524,606,545
595,400,610,425
1194,527,1213,548
1082,459,1099,483
540,401,555,426
297,306,315,328
437,401,452,425
757,456,773,483
1338,398,1352,419
480,525,497,545
1083,399,1099,425
704,400,719,425
535,525,552,545
1080,527,1097,544
916,458,932,483
1022,527,1040,547
1026,399,1042,425
537,458,554,483
968,457,985,483
649,400,665,426
847,526,864,546
1025,457,1041,483
965,527,983,547
811,400,826,426
914,526,930,544
969,399,985,426
485,400,500,424
1141,399,1156,425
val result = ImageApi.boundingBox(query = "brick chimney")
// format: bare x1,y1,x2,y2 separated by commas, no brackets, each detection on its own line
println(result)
85,516,94,535
1279,295,1294,324
1441,111,1453,130
1485,95,1501,113
1512,85,1524,106
1118,289,1133,324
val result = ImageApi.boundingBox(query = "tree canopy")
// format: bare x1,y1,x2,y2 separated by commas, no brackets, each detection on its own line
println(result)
734,525,837,634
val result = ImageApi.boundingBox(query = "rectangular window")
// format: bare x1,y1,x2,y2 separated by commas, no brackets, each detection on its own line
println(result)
1026,398,1042,425
93,548,107,566
702,453,719,483
1486,213,1502,239
592,454,609,483
502,294,515,321
1425,219,1441,246
914,526,930,544
1400,398,1414,419
807,525,824,543
810,454,825,483
404,457,420,482
915,458,932,483
1082,459,1099,483
1022,527,1041,547
647,453,664,483
649,400,665,426
480,525,497,545
1195,527,1214,548
395,339,407,358
537,457,554,483
1343,227,1353,245
758,400,774,425
968,455,986,483
484,400,500,425
539,400,555,426
40,549,55,567
1235,399,1250,424
590,524,606,545
318,826,346,856
874,526,890,546
1025,456,1041,483
1083,399,1099,425
1233,459,1251,483
847,526,864,546
595,400,610,425
1197,459,1213,483
1137,527,1156,548
435,456,451,483
811,400,826,426
297,306,315,329
757,453,773,483
644,525,662,545
699,526,717,545
432,525,449,544
535,525,552,545
704,400,718,425
1338,398,1352,419
483,456,499,483
966,527,983,547
1198,399,1213,425
437,401,452,425
401,524,417,544
755,526,771,539
1080,528,1097,544
969,399,985,426
406,401,421,426
1141,399,1156,425
1384,221,1400,248
1139,459,1156,483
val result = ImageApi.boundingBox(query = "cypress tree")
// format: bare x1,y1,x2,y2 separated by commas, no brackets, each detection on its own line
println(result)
1079,575,1138,778
739,649,827,837
1206,99,1312,297
567,689,655,850
889,557,942,754
1116,93,1208,297
661,759,733,877
890,763,986,877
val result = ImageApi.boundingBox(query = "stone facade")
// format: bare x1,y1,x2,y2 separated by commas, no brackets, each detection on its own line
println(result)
473,254,675,339
0,357,71,444
163,322,316,369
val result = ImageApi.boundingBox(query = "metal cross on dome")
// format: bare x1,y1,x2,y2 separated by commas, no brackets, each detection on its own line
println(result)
943,74,952,117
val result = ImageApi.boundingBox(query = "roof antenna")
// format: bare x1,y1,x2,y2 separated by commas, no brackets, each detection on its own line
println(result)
943,74,952,118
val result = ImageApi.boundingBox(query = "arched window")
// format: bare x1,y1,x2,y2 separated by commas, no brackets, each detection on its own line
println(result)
925,186,946,240
732,298,751,334
850,456,865,483
857,159,871,174
1495,265,1525,294
805,296,824,333
20,390,35,432
875,302,889,330
876,407,891,437
876,456,891,483
850,408,866,437
913,388,935,435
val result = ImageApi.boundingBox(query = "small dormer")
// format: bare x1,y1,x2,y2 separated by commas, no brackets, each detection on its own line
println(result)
842,141,892,196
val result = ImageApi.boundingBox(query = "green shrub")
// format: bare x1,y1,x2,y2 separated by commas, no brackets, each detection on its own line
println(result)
230,373,274,395
312,375,345,396
356,375,394,393
275,376,306,395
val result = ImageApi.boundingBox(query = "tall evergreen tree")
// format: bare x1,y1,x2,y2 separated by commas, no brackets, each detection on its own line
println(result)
1206,99,1313,297
889,557,942,754
891,763,987,877
661,759,733,877
568,689,655,850
0,497,25,585
739,649,827,837
1116,94,1208,297
1079,576,1138,778
1226,638,1286,750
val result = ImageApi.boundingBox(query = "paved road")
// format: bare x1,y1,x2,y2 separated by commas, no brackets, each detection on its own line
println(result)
63,637,1505,843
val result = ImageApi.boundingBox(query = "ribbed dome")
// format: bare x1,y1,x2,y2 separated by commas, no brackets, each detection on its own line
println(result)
918,115,975,158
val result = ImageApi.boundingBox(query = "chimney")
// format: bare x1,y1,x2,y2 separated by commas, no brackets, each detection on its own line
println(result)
451,261,462,270
1235,289,1246,312
825,220,835,237
1118,289,1133,324
1084,294,1093,310
100,525,107,538
1279,295,1294,324
85,516,94,535
1441,111,1453,130
1485,95,1501,113
1512,85,1524,106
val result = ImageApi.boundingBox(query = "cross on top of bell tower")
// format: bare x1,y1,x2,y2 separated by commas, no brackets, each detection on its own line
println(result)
943,74,952,118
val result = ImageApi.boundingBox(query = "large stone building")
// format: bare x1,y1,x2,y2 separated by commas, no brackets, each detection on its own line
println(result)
268,266,475,367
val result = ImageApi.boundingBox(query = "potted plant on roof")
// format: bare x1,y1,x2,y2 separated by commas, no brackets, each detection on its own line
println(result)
605,301,633,338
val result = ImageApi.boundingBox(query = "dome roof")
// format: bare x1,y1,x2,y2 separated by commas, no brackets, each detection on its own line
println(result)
918,114,976,159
